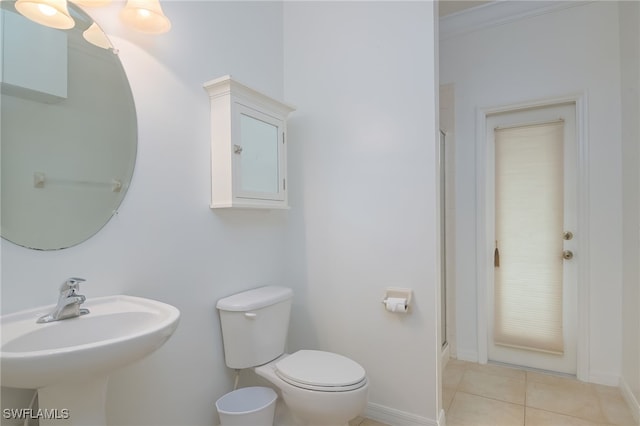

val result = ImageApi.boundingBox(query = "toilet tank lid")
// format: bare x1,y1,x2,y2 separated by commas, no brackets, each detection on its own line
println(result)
216,286,293,311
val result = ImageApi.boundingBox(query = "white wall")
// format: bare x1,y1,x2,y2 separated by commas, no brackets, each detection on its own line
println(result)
283,2,441,423
1,2,287,425
440,2,624,384
619,0,640,419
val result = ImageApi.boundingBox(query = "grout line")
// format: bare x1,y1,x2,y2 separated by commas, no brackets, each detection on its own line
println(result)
487,359,577,380
455,390,524,407
446,360,633,426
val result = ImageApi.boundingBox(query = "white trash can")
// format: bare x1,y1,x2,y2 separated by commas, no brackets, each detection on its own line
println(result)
216,386,277,426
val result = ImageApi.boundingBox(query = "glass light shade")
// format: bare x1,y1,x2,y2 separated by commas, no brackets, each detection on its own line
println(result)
15,0,75,29
83,22,112,49
71,0,112,7
120,0,171,34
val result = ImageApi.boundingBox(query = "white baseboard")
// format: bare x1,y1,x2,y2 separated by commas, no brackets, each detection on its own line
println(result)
588,370,622,387
454,350,478,363
438,408,446,426
441,344,450,368
364,402,437,426
620,377,640,425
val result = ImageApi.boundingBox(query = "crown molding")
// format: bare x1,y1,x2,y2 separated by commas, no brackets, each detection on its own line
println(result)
439,1,594,41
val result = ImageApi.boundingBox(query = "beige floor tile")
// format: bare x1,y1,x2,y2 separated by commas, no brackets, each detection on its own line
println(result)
447,359,473,368
525,407,605,426
527,370,577,386
592,384,637,425
443,361,637,426
444,361,467,389
443,385,456,412
526,380,607,424
348,416,365,426
447,391,525,426
467,362,527,380
348,417,390,426
458,369,526,405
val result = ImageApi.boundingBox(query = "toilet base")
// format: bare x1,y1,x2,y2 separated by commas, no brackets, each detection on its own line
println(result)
255,355,368,426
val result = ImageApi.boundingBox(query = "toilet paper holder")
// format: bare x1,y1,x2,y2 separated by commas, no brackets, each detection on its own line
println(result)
382,287,413,313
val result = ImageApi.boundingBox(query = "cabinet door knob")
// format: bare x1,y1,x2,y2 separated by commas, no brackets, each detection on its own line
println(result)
563,231,574,240
563,250,574,260
234,144,243,154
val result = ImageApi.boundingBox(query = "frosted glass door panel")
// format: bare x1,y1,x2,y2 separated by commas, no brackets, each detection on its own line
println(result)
239,113,279,194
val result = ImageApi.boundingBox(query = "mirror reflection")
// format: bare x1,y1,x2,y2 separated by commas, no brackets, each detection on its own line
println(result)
1,1,137,250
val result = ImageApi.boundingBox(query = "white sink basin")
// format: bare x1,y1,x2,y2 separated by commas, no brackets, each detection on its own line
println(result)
1,295,180,389
0,295,179,426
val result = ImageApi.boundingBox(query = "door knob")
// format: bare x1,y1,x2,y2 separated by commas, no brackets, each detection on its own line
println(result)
563,231,574,240
563,250,574,260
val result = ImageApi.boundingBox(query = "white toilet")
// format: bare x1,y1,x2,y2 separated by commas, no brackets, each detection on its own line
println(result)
216,286,369,426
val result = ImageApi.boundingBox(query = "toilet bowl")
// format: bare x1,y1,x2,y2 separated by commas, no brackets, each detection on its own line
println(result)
255,351,369,426
216,286,369,426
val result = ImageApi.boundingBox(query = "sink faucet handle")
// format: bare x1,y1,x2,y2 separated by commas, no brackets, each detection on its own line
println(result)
60,277,86,293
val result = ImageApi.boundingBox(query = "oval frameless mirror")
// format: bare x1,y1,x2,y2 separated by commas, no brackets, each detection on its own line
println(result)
0,1,137,250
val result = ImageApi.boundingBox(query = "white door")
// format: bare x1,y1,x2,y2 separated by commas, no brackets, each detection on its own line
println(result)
486,103,577,375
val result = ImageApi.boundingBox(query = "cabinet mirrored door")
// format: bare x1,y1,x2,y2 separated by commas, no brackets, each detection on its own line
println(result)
234,105,285,201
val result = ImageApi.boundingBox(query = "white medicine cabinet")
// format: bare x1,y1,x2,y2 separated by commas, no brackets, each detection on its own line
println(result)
204,76,295,209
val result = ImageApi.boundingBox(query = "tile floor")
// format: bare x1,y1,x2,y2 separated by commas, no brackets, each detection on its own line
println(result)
349,359,637,426
349,418,389,426
444,359,638,426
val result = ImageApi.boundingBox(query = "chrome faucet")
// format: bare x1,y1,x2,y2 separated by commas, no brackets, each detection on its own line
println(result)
37,278,90,323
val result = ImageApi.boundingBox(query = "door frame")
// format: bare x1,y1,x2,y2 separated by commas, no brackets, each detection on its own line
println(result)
474,93,590,381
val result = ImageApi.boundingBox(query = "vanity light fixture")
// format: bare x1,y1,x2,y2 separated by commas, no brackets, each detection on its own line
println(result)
71,0,111,6
120,0,171,34
15,0,75,30
83,21,113,49
14,0,171,39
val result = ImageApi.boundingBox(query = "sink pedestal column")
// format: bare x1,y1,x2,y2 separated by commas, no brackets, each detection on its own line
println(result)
37,376,108,426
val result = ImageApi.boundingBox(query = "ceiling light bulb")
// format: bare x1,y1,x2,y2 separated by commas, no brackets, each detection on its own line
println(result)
15,0,75,29
120,0,171,34
38,4,57,16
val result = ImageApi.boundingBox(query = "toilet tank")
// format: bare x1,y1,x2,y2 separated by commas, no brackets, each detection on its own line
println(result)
216,286,293,369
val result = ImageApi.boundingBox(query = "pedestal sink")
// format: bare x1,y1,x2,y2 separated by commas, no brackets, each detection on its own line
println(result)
1,295,180,426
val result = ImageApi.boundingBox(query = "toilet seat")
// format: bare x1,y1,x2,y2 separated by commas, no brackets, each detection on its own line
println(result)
275,350,367,392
